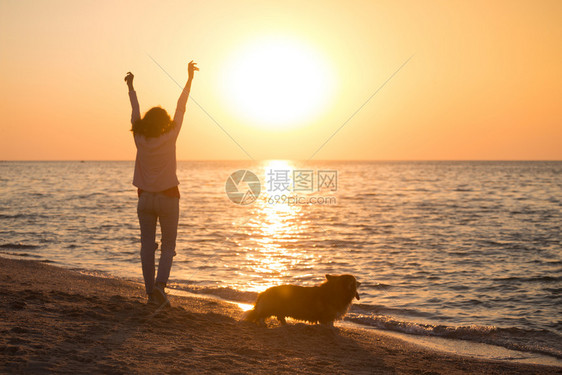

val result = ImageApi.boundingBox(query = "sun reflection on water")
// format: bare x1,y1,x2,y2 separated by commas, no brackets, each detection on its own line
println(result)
236,160,319,293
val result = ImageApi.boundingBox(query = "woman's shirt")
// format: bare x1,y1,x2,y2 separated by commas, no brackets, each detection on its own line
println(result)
129,88,189,193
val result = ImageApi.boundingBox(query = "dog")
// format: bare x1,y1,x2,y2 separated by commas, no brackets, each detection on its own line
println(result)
242,274,360,326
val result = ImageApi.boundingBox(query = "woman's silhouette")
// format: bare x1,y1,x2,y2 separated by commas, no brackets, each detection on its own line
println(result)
124,60,198,306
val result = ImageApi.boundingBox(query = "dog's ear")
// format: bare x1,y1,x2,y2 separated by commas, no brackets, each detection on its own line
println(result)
354,279,361,299
325,274,334,281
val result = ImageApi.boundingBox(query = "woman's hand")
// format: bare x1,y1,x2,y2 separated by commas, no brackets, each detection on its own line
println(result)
124,72,134,90
188,61,199,80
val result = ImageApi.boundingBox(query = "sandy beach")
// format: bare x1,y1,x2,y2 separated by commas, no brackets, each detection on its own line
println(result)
0,256,559,374
0,258,562,374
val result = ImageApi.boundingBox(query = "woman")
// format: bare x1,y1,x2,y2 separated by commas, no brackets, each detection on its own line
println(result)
124,60,198,306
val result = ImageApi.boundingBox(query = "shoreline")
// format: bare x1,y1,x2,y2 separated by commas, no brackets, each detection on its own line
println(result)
1,256,560,374
4,251,560,364
166,287,562,367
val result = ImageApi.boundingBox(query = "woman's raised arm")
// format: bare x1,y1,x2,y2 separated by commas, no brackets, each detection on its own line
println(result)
173,61,198,129
125,72,140,124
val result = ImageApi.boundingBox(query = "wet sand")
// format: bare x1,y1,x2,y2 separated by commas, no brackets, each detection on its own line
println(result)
0,256,559,374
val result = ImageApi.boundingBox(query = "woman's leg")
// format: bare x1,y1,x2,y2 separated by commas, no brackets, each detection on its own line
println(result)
138,192,158,294
155,194,179,286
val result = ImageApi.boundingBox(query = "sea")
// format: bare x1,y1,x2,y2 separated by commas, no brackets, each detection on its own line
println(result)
1,160,560,361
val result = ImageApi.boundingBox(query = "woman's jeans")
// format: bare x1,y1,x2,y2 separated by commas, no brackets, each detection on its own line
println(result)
137,191,179,295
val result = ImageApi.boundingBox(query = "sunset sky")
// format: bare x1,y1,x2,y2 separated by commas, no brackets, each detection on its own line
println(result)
1,0,560,160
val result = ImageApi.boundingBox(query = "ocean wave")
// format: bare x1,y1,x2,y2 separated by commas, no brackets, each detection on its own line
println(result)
345,313,562,359
0,214,43,220
0,243,40,250
73,192,106,199
0,252,41,258
371,283,392,290
492,276,562,283
352,304,443,319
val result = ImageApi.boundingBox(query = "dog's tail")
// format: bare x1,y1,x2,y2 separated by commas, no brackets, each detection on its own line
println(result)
241,308,258,322
241,294,262,323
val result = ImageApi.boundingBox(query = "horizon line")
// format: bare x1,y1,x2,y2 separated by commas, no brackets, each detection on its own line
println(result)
1,159,561,163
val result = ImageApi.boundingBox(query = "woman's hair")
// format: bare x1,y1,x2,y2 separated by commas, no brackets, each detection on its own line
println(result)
132,106,175,137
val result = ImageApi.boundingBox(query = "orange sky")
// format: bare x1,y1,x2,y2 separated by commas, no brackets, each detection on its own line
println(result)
0,0,561,160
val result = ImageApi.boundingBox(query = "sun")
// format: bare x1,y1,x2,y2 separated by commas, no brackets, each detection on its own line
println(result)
220,35,336,129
